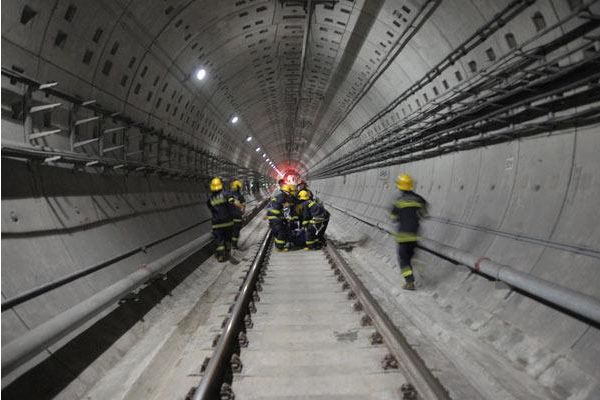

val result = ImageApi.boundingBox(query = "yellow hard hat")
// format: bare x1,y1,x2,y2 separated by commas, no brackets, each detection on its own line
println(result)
396,174,413,191
297,189,311,201
210,177,224,192
230,179,243,190
281,184,295,194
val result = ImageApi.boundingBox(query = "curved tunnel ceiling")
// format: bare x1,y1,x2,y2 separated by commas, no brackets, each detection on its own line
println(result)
3,0,600,396
1,0,595,178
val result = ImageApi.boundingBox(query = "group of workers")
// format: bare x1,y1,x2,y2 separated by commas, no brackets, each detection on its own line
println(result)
207,177,246,262
206,172,426,291
206,176,330,259
266,179,330,251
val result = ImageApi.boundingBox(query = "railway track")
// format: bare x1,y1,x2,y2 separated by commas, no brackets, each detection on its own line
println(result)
189,232,450,400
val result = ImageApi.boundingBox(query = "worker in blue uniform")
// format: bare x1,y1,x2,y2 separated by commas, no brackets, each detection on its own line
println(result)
230,179,246,248
268,183,294,251
285,185,302,231
390,173,428,290
207,177,237,262
298,189,329,249
297,182,323,204
272,178,285,197
296,179,308,194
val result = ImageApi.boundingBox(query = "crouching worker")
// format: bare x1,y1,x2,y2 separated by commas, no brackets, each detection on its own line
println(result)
298,190,329,249
230,179,246,248
390,174,427,290
268,184,294,251
207,177,236,262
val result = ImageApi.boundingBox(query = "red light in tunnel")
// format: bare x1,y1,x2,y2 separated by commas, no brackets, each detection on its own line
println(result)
283,170,300,185
267,160,306,182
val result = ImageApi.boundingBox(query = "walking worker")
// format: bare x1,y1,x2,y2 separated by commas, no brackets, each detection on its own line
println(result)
268,183,295,251
207,177,237,262
390,173,427,290
230,179,246,248
298,189,329,250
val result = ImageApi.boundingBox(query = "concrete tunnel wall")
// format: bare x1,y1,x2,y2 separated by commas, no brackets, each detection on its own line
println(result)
2,0,600,396
302,0,589,167
310,123,600,393
1,156,265,378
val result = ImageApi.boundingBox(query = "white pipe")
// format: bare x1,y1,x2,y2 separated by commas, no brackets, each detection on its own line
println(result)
326,203,600,325
419,238,600,324
1,233,213,376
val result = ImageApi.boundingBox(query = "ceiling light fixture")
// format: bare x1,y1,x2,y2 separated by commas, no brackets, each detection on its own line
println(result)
195,68,207,80
231,116,239,124
246,136,252,142
255,147,261,152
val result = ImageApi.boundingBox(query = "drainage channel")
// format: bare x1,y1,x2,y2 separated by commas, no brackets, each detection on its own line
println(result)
189,233,450,400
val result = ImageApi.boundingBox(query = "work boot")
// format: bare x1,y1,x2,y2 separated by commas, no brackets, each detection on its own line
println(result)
217,255,226,262
402,282,415,291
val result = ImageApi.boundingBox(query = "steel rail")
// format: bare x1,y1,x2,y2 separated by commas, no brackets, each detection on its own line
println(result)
323,202,600,325
323,242,451,400
192,230,272,400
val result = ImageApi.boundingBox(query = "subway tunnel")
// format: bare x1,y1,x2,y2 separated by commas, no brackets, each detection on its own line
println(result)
2,0,600,398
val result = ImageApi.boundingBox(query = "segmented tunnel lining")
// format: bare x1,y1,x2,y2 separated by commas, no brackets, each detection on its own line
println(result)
231,248,407,399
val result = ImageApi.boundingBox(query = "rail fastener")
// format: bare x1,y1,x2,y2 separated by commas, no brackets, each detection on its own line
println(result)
324,240,452,400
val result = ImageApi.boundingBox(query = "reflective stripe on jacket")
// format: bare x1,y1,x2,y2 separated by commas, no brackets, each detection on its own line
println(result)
268,191,288,219
207,190,236,228
390,191,427,242
301,199,328,224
